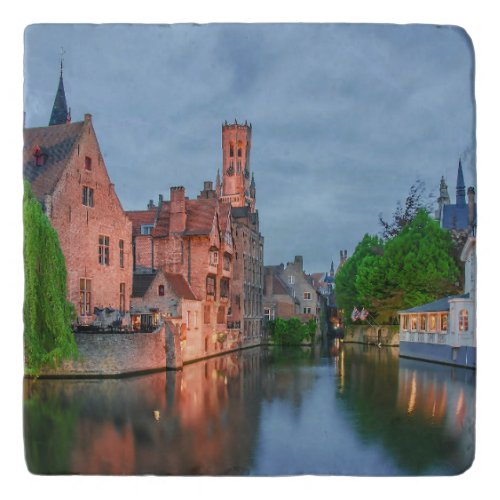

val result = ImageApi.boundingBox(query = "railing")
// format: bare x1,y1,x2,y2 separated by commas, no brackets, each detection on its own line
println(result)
227,321,241,329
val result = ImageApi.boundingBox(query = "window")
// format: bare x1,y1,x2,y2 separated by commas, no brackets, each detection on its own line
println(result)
217,306,225,324
402,315,409,331
304,292,312,300
140,224,154,235
33,146,47,166
119,239,124,268
158,285,165,296
264,308,271,321
209,250,219,266
220,278,230,298
119,283,125,313
459,309,469,332
288,275,295,285
82,186,94,207
303,307,312,314
223,253,231,271
229,143,234,157
98,235,110,265
420,314,427,331
79,279,91,316
440,314,448,332
85,156,92,171
206,275,216,297
429,314,437,331
204,305,211,324
410,315,417,331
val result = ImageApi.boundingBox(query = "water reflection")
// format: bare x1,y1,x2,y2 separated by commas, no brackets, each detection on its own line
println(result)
24,343,475,475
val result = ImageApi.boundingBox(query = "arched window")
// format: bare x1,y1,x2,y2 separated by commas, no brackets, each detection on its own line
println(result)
229,143,234,157
459,309,469,331
158,285,165,296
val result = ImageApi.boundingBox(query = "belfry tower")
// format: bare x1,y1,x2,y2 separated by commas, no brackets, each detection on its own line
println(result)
220,119,254,210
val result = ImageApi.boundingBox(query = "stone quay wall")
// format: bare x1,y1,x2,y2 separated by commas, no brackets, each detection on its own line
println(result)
344,325,400,346
38,326,168,378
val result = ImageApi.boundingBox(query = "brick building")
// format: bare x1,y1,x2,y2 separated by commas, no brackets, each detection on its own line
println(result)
263,266,300,321
219,120,264,345
127,182,239,359
23,68,132,323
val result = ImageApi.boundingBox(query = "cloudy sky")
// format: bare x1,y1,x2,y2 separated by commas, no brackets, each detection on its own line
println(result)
23,23,475,273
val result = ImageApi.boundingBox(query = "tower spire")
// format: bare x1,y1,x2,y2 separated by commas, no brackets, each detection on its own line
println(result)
49,47,70,126
456,158,466,206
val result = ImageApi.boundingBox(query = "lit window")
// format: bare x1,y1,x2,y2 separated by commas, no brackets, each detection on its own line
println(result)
98,235,110,265
79,279,91,316
410,315,417,331
440,314,448,332
82,186,94,207
420,315,427,331
402,315,409,331
304,292,312,300
429,314,437,331
459,309,469,331
158,285,165,296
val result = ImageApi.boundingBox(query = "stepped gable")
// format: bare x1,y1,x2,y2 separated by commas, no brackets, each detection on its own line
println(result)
23,121,85,202
219,201,232,232
164,272,198,300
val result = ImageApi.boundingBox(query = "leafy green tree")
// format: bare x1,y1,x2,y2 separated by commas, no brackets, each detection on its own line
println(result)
340,210,460,324
23,181,77,376
335,234,383,322
268,317,312,345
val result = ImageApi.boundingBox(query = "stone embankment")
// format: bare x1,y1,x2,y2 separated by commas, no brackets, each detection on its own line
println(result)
344,325,399,346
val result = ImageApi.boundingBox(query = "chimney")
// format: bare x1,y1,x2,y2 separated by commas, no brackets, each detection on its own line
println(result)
294,255,303,271
264,268,273,297
84,113,92,122
204,181,213,191
170,186,187,233
147,199,155,210
467,187,476,229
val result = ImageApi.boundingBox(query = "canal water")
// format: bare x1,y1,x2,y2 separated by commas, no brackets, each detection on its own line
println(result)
23,342,475,476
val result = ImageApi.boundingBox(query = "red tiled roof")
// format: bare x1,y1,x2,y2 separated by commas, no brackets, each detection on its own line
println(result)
164,272,198,300
23,121,86,201
126,209,157,237
152,198,218,237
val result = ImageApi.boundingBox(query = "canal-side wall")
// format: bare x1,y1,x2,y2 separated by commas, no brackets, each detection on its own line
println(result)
37,325,168,378
344,325,399,346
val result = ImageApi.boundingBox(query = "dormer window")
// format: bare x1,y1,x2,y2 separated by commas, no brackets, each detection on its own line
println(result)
33,145,47,166
141,224,154,235
85,156,92,171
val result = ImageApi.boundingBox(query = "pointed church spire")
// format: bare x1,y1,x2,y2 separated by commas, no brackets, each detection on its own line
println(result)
330,260,335,274
49,48,70,126
456,159,466,206
250,172,256,196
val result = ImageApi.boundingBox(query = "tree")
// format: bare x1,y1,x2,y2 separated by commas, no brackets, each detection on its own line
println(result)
378,180,434,240
23,181,77,376
337,210,460,324
335,234,383,322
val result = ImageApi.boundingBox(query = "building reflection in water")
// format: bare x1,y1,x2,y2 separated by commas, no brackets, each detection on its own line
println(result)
24,343,475,476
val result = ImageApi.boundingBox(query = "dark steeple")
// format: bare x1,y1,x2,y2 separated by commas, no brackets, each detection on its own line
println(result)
456,159,466,206
49,52,70,126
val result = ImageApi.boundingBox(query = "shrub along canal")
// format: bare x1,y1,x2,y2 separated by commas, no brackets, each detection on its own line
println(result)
24,341,475,475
